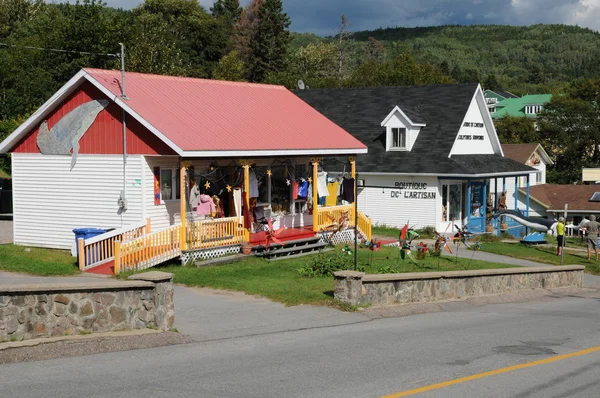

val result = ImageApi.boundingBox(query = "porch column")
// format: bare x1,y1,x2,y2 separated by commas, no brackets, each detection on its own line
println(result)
526,174,530,217
240,160,251,234
466,179,471,231
482,181,487,232
311,157,321,232
514,176,519,212
494,178,498,210
180,160,189,251
349,156,356,224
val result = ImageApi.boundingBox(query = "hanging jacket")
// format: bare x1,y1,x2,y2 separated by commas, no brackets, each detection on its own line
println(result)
196,194,216,216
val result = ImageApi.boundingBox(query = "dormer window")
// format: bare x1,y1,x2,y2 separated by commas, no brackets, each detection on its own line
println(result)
381,105,426,152
392,128,407,149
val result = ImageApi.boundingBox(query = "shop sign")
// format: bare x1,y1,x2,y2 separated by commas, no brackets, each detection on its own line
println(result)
457,135,484,140
389,181,436,199
463,122,484,128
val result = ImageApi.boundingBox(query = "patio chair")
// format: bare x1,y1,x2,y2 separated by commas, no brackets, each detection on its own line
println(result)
253,206,270,233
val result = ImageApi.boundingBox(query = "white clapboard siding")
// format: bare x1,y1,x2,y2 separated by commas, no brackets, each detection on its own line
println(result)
12,154,143,250
357,175,438,229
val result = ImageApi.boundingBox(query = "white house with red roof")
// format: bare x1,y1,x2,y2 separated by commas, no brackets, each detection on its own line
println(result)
0,69,368,274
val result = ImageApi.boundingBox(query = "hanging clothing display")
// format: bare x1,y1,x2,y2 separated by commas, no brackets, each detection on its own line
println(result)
293,181,299,200
233,188,242,223
189,183,200,209
249,169,259,198
317,171,329,198
326,181,339,206
196,194,216,216
242,191,252,229
297,180,309,198
341,177,355,203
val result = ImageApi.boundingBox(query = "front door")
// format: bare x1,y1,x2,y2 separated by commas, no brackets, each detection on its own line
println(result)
440,183,462,232
467,182,486,233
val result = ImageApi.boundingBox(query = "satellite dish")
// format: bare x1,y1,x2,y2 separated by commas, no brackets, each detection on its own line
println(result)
297,80,305,90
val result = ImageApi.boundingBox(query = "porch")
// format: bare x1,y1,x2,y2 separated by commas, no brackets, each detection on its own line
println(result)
438,173,532,236
77,156,372,275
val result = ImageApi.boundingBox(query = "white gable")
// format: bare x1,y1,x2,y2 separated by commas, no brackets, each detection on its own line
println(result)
450,86,502,156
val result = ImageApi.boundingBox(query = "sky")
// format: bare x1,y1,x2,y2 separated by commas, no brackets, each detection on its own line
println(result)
99,0,600,35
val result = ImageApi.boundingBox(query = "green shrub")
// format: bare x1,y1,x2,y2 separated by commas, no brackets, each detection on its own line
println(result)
297,251,364,278
430,248,442,257
479,233,501,242
376,265,398,274
415,226,436,239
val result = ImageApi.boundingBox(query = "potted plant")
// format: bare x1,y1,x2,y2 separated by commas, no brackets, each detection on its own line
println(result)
241,242,253,255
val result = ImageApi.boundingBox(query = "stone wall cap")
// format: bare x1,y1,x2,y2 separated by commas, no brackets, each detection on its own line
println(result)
128,271,174,283
333,271,365,278
0,281,155,294
362,265,585,282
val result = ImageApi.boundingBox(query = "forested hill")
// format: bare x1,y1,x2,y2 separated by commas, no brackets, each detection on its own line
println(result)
291,24,600,94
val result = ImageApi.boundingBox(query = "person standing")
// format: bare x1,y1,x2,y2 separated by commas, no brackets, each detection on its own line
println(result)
556,217,565,256
582,215,600,261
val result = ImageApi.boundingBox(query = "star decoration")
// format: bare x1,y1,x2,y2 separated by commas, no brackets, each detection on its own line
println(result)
204,181,211,190
286,179,291,186
308,177,312,183
266,169,272,177
226,185,232,192
301,178,305,182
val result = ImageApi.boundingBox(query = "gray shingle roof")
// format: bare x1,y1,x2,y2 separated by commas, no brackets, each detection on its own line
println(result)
294,84,534,176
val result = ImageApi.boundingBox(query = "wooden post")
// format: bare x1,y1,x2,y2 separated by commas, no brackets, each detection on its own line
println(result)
311,157,321,232
114,240,121,275
240,160,252,239
180,161,189,251
77,238,85,270
146,217,151,233
349,156,356,226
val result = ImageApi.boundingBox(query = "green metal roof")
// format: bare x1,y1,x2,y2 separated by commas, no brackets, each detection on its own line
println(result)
491,94,552,119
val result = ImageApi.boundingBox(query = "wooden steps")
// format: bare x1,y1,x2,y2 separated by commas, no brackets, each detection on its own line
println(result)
254,236,327,261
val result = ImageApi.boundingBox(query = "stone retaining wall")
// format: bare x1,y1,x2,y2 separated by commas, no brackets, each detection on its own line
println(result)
334,266,585,306
0,271,175,342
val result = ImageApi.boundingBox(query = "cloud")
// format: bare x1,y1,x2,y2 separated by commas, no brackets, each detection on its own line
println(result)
73,0,600,33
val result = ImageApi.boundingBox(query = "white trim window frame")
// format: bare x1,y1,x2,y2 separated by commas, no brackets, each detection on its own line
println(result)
160,167,180,202
390,127,408,150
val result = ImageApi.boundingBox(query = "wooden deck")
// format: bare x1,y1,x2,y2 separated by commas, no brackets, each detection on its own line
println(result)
249,226,316,247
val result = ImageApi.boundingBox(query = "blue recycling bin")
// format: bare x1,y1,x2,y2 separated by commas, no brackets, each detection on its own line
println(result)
73,228,108,264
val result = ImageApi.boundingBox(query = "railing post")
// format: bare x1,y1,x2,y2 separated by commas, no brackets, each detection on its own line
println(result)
77,238,85,270
146,217,151,233
114,240,121,275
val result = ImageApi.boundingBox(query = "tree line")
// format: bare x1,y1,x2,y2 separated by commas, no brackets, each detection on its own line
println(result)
0,0,599,183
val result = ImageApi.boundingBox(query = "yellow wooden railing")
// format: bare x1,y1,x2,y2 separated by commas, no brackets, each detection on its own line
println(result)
78,219,151,271
187,217,246,250
357,209,372,241
317,205,372,241
115,223,181,274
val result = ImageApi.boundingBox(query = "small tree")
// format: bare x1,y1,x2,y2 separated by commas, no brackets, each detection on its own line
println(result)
212,50,246,81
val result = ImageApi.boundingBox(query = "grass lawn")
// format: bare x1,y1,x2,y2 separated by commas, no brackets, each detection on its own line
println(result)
0,244,80,276
123,246,516,307
372,225,435,239
479,241,600,275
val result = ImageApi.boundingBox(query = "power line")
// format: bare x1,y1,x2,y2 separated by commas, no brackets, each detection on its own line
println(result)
0,42,119,57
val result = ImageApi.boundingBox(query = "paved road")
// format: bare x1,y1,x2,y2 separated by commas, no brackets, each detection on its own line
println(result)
1,287,599,398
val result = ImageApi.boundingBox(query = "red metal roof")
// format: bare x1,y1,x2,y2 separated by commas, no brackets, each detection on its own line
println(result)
83,68,367,155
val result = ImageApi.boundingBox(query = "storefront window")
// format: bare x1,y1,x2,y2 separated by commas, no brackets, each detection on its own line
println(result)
442,183,461,222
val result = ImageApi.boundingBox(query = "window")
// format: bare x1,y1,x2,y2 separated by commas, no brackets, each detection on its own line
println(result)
525,105,542,115
391,127,407,149
160,168,180,201
536,171,543,184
